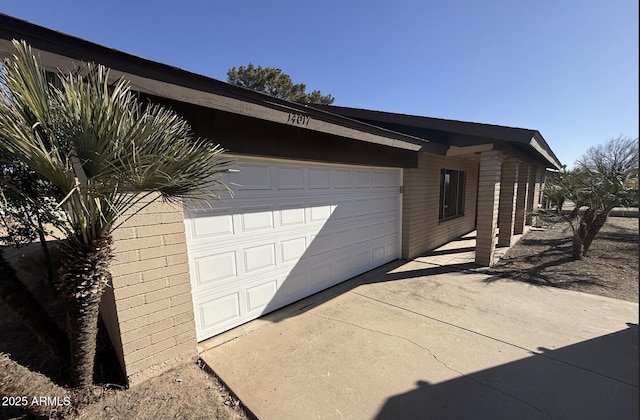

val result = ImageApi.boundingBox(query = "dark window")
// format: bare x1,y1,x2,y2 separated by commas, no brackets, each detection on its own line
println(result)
45,70,64,90
439,169,465,220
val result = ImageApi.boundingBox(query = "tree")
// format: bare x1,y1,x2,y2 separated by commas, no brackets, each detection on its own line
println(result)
227,63,334,104
0,40,233,390
541,137,638,259
0,148,70,374
1,148,62,283
579,135,639,176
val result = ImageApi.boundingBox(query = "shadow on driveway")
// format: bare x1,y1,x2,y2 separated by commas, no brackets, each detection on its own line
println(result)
201,255,639,420
256,259,482,323
376,323,639,420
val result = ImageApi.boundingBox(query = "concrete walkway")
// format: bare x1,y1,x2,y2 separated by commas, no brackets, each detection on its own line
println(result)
411,229,522,266
200,242,639,419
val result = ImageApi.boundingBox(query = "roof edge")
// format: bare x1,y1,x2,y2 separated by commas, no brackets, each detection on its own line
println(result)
0,14,446,154
311,104,563,169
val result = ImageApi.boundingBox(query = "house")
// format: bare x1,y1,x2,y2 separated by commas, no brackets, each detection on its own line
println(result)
0,14,562,386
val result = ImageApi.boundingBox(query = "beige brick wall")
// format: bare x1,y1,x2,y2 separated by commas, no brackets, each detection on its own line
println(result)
100,194,197,386
402,152,479,259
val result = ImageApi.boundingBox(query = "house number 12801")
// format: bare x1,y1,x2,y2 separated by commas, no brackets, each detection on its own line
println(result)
287,112,311,126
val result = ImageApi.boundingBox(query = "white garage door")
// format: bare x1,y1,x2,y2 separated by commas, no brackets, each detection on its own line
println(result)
185,156,401,341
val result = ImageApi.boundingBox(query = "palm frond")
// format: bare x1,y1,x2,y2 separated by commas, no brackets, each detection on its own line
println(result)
0,40,234,246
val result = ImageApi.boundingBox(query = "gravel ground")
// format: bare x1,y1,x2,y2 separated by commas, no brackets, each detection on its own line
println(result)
489,216,639,302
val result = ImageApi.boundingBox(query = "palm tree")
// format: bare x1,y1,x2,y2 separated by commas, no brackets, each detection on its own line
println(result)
0,41,233,389
541,137,638,259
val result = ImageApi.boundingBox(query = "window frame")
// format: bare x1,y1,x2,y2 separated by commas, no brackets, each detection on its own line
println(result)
439,168,465,221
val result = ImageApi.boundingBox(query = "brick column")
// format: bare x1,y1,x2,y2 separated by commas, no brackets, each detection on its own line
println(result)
100,194,197,386
498,159,519,247
525,166,539,225
513,163,530,234
539,171,547,207
475,151,502,266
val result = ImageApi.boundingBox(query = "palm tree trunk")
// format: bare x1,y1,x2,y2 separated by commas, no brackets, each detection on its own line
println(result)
571,208,595,260
572,236,583,259
582,211,609,256
36,213,55,284
56,236,113,389
0,353,73,418
0,248,70,365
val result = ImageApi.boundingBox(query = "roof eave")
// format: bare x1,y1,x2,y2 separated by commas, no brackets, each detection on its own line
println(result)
312,104,563,169
0,14,439,154
529,134,563,170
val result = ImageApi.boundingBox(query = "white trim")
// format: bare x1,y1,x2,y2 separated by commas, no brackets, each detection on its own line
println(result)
225,153,405,170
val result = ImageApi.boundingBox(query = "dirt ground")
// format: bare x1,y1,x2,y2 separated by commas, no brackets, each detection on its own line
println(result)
490,216,639,303
73,362,248,420
0,243,248,420
1,216,637,419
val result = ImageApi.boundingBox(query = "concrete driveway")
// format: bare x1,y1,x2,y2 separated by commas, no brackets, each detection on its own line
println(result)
200,259,639,419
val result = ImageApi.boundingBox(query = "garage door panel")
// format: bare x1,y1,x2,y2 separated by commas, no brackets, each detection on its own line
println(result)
274,271,317,308
331,199,353,220
371,221,387,239
243,243,277,273
387,171,400,187
332,169,353,188
371,196,389,214
280,237,307,263
353,249,372,271
386,242,399,258
187,157,401,341
239,205,274,232
333,254,355,280
373,171,389,187
353,198,372,217
386,219,399,235
188,207,235,239
334,227,354,249
193,251,238,287
198,292,241,331
309,202,333,223
307,232,332,257
231,163,272,190
372,245,386,263
279,204,306,226
188,215,397,258
387,195,399,211
309,262,333,286
275,165,305,190
246,280,278,312
196,271,282,335
355,170,371,188
308,168,331,189
354,224,372,244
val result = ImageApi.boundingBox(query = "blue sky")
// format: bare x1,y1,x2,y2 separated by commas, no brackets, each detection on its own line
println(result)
2,1,638,167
